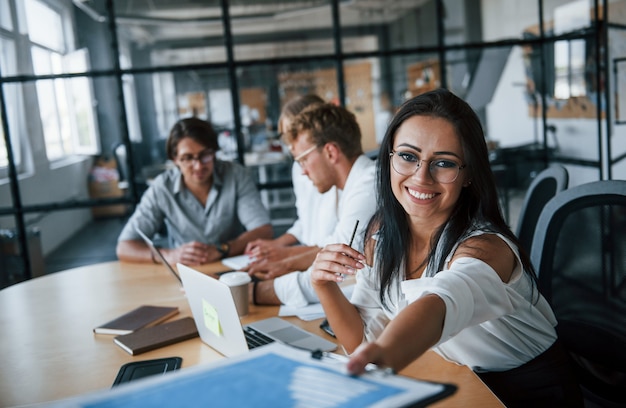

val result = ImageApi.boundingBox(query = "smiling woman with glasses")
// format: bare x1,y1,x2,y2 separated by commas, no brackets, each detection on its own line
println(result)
310,89,583,407
116,117,273,268
389,150,465,183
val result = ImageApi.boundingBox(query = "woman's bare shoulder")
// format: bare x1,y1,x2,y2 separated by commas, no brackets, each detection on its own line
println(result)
452,233,516,283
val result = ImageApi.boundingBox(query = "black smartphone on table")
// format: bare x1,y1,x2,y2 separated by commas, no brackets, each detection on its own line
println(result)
112,357,182,387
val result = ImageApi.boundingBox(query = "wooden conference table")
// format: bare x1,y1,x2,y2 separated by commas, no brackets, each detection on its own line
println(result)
0,261,503,407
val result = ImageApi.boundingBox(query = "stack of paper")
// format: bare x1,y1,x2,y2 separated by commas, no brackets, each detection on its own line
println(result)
279,283,355,321
221,254,252,270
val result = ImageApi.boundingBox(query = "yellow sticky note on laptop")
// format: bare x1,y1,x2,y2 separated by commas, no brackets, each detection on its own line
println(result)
202,299,222,336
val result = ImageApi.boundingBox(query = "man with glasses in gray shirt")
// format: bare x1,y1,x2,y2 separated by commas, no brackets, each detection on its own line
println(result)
117,117,272,266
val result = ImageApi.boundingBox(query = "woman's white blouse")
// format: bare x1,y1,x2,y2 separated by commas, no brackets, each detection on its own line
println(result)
350,230,558,372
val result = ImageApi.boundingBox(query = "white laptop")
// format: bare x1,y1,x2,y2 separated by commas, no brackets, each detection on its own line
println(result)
177,263,337,357
135,226,182,285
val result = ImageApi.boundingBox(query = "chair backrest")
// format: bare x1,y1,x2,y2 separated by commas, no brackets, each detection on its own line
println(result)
515,164,568,254
530,180,626,405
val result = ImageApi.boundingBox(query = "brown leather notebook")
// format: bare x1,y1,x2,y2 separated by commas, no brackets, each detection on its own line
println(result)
94,305,179,335
113,317,199,355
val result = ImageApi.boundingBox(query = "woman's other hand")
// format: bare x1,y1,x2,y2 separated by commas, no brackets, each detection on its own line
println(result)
311,243,365,286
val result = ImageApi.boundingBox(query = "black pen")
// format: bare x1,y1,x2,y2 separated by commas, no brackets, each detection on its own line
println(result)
348,220,359,248
337,220,360,280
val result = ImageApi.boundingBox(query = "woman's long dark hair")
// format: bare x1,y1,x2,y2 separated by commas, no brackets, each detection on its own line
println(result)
367,89,537,307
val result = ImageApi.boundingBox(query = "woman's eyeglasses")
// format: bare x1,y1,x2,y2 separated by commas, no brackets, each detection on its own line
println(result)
177,150,215,167
389,151,465,184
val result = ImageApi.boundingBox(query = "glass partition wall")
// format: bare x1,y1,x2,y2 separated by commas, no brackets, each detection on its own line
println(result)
1,0,623,282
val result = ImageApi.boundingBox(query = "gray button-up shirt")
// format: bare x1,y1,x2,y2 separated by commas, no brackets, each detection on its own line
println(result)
118,160,270,247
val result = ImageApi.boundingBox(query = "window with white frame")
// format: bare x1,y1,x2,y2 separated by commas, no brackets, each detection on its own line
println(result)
0,93,21,171
0,114,8,169
554,39,587,100
25,0,99,161
0,0,12,31
0,29,21,172
0,36,20,169
1,0,100,174
120,54,142,143
153,71,178,139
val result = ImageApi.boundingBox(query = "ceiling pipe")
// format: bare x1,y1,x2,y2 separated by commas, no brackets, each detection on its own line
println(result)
72,0,106,23
71,0,337,26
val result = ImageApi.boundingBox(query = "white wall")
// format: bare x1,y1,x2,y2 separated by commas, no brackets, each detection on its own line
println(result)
0,159,94,256
485,46,537,147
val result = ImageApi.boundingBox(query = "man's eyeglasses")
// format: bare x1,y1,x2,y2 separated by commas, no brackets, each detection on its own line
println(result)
293,145,319,167
177,150,215,167
389,151,465,184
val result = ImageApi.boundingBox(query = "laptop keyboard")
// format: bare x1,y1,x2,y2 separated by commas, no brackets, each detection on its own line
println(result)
244,326,275,349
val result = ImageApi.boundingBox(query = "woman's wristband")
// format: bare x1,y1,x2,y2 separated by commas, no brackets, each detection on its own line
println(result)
252,280,259,305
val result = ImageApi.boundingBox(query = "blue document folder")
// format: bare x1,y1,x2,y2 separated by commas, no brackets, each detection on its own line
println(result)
51,343,455,407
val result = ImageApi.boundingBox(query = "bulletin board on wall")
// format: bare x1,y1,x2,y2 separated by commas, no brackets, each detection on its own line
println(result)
177,91,208,119
407,59,441,98
521,36,604,120
277,61,377,152
345,62,376,152
519,0,622,120
240,87,267,125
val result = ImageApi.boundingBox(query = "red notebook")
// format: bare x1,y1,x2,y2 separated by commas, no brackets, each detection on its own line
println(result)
113,317,199,355
93,305,179,335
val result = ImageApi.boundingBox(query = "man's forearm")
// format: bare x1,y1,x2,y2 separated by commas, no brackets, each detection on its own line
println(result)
116,240,154,263
229,224,274,256
273,233,299,247
251,279,281,305
283,246,320,271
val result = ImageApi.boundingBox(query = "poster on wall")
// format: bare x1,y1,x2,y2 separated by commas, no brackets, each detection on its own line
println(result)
178,92,208,120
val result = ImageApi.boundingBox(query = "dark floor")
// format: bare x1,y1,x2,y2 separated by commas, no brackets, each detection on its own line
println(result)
45,216,129,274
1,217,129,289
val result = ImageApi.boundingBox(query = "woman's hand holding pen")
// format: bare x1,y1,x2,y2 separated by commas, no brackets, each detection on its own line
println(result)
311,244,366,285
311,243,368,354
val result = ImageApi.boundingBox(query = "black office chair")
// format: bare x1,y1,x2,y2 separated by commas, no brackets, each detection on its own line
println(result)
515,164,568,254
530,180,626,407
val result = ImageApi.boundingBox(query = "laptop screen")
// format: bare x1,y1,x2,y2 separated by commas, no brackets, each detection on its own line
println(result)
178,263,337,357
135,226,182,284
